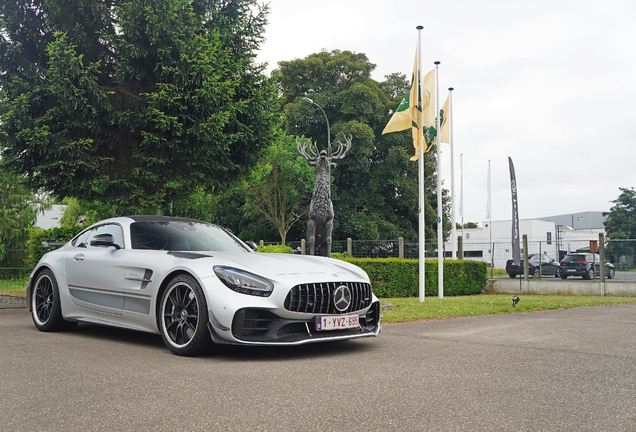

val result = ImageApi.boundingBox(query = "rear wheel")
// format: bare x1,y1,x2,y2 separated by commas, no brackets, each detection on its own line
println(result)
508,273,516,278
532,268,540,277
31,269,76,332
555,268,562,278
159,274,211,356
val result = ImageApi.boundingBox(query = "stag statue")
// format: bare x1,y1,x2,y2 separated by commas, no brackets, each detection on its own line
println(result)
297,134,352,257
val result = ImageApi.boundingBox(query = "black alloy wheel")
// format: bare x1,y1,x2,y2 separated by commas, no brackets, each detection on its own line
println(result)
159,274,211,356
31,269,76,332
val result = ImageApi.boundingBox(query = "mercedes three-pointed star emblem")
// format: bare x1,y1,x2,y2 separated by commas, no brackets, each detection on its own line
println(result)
333,285,352,312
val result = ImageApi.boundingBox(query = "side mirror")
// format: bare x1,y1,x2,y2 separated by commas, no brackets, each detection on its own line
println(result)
243,240,258,251
90,233,121,249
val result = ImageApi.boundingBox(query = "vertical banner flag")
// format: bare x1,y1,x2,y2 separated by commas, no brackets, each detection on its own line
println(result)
509,157,521,266
382,47,429,160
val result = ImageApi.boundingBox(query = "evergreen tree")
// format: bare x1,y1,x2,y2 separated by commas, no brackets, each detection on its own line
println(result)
0,0,279,214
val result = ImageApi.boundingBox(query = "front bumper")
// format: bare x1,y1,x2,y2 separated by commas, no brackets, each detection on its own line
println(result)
207,300,381,346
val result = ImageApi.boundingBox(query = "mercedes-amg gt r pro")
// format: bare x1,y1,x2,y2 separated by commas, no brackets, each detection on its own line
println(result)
27,216,381,356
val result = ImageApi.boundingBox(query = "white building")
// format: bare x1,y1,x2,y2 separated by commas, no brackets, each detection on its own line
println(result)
35,204,65,229
449,211,606,269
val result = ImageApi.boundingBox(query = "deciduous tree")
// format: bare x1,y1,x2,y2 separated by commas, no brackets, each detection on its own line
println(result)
603,187,636,264
274,50,448,243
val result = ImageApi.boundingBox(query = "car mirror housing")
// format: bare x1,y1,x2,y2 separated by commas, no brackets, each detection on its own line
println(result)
90,233,121,249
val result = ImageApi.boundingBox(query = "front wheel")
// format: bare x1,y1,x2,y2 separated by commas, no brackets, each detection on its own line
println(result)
159,274,211,356
608,268,615,279
586,268,595,280
31,269,76,332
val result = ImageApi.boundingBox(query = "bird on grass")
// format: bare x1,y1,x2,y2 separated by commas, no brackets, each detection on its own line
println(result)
512,295,520,308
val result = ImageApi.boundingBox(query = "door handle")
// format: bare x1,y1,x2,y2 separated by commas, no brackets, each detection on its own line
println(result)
73,254,85,262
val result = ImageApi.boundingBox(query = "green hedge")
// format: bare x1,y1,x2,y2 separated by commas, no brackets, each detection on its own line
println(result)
340,258,488,297
256,244,294,254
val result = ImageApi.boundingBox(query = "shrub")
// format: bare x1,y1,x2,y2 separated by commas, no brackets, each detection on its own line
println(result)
330,252,349,259
256,244,294,254
338,258,488,297
25,226,84,267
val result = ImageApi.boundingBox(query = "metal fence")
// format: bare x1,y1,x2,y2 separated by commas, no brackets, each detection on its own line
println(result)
0,267,30,308
268,237,636,280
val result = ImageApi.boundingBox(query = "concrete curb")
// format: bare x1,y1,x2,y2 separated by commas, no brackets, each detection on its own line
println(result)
484,278,636,297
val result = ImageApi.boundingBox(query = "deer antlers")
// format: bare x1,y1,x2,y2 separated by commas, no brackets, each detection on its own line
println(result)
330,134,352,161
296,134,352,165
296,137,319,165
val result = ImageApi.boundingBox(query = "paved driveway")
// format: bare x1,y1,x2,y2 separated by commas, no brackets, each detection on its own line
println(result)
1,305,635,431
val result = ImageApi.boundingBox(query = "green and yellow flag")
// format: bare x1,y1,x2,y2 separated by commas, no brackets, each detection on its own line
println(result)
439,93,450,144
382,46,432,161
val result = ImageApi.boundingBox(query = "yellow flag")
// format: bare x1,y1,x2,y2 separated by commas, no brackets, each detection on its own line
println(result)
440,94,450,144
382,45,431,161
422,69,435,128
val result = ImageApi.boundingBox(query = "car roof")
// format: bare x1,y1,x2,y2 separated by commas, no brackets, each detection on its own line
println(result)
126,215,210,224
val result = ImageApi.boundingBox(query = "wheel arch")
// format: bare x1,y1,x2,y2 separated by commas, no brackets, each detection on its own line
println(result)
154,270,201,327
26,264,56,312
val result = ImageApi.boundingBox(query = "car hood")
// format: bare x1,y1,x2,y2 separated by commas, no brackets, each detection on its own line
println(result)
210,252,369,282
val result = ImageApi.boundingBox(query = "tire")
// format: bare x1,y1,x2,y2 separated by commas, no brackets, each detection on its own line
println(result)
608,268,615,279
560,274,567,280
532,268,540,277
586,268,595,280
159,274,211,356
508,273,516,278
555,268,562,278
31,269,77,332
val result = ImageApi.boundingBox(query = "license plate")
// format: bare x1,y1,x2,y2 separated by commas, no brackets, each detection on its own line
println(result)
316,314,359,331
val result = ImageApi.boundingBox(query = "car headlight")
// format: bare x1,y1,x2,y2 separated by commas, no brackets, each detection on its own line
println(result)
213,266,273,297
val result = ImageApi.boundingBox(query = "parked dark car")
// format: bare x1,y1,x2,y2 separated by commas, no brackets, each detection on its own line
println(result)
559,253,615,280
505,253,561,278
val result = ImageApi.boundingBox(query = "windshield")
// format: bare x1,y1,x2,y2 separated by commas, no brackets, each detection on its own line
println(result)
130,221,250,252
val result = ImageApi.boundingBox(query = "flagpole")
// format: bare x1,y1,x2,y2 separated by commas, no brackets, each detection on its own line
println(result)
449,87,456,260
434,61,443,298
460,153,464,242
417,25,426,302
486,159,493,270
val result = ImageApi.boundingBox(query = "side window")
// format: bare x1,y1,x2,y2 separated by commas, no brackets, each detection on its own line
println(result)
87,224,125,249
72,229,93,248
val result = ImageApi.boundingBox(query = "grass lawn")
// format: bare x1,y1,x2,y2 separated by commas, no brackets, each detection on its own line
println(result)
0,277,29,297
380,294,636,324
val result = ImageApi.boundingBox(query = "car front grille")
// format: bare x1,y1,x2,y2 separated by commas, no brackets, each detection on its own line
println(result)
283,282,372,314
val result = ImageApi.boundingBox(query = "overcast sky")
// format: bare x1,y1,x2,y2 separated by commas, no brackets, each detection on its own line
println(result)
256,0,636,225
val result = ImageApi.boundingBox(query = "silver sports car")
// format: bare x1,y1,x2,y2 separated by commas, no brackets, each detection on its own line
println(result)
27,216,381,355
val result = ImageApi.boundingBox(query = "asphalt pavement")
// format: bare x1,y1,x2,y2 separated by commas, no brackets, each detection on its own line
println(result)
1,305,635,431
